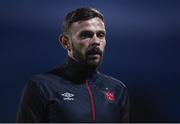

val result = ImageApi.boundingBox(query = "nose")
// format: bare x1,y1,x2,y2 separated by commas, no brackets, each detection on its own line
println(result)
90,34,100,46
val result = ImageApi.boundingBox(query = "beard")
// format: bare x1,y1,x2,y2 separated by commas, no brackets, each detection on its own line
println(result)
71,44,104,70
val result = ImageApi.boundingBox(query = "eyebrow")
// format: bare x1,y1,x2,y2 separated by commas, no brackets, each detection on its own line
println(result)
79,29,106,34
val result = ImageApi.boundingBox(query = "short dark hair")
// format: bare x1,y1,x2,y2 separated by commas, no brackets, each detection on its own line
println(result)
62,7,104,34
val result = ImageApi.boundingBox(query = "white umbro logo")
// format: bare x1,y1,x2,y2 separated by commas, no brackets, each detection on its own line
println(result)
61,92,74,101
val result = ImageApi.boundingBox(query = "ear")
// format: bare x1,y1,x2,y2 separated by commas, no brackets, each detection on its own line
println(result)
59,34,71,51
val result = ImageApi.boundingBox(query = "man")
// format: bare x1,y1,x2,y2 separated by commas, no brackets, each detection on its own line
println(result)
16,7,130,122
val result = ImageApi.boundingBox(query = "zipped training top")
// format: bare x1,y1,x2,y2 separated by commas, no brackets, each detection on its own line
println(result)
16,57,130,122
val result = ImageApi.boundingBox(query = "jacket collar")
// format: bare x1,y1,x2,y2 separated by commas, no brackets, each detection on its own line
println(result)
48,56,99,84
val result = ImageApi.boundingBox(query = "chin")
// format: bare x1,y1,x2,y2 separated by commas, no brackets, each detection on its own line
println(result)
86,59,101,69
83,54,103,69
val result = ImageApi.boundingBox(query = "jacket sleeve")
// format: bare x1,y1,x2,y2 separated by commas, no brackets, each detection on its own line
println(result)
120,87,130,122
16,80,47,122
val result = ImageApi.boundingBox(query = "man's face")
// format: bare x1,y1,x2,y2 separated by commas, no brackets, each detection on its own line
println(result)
68,17,106,69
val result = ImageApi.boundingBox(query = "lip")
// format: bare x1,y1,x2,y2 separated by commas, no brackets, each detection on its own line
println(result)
88,54,101,58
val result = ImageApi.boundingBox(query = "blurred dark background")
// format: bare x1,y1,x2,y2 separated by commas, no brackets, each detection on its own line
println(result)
0,0,179,122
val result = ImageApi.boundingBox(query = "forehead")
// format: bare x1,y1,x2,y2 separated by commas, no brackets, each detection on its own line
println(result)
69,17,105,33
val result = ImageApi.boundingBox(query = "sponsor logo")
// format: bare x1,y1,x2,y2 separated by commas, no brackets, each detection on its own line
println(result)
61,92,74,101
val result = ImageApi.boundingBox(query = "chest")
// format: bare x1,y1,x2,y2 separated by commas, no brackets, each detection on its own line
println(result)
44,81,121,122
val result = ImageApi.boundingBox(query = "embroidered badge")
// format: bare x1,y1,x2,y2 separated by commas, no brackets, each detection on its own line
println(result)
105,91,115,102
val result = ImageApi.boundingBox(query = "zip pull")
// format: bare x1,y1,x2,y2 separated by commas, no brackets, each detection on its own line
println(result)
85,80,96,121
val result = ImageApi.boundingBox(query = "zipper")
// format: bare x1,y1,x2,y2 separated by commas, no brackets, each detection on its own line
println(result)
85,80,96,121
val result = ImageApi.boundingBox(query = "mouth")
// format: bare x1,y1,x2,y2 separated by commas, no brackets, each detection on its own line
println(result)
86,47,103,61
88,53,101,57
87,53,101,61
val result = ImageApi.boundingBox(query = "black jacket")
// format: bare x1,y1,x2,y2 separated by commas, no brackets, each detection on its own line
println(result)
16,57,130,122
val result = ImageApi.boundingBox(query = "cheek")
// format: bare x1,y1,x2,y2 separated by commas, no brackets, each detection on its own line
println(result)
72,39,89,55
78,42,89,54
100,40,106,51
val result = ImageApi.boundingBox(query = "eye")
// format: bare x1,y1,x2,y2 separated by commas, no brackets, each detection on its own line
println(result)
97,31,105,39
79,31,94,39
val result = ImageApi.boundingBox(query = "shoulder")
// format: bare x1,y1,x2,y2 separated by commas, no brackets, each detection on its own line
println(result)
26,72,59,88
29,66,66,84
97,72,127,89
24,73,52,91
23,72,63,99
30,73,57,83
